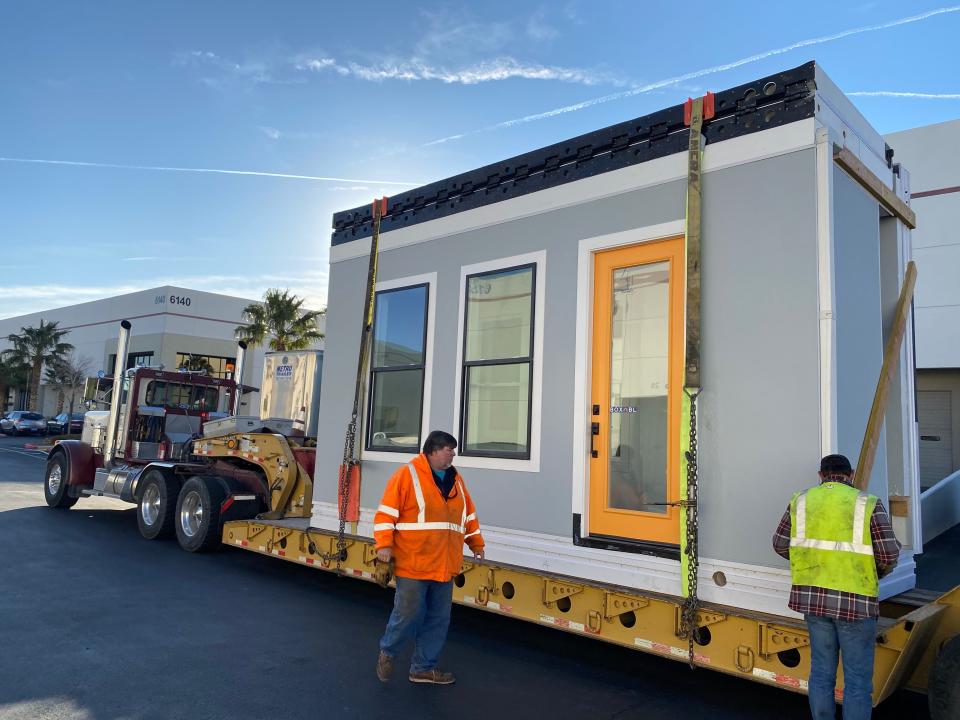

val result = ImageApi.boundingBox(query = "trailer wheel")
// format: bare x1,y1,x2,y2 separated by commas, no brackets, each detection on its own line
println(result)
929,634,960,720
175,476,226,553
44,452,77,509
137,469,180,540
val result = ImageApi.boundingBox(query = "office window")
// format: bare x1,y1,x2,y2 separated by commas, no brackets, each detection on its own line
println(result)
366,284,429,452
108,351,154,371
175,353,237,380
460,264,535,458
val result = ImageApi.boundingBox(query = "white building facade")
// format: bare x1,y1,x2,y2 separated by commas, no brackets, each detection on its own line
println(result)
885,120,960,489
0,285,321,417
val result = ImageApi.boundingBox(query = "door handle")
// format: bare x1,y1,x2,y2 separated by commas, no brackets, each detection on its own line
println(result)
590,422,600,458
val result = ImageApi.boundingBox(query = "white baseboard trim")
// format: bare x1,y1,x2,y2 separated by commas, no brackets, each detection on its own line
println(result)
311,501,804,618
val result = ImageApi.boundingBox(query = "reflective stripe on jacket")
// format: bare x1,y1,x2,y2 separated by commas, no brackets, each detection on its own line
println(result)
373,453,484,582
789,482,879,596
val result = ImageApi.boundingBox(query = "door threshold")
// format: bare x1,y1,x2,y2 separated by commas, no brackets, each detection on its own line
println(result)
573,514,681,560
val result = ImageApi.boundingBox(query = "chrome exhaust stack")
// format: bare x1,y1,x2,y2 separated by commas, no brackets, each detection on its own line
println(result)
231,341,247,416
103,320,131,466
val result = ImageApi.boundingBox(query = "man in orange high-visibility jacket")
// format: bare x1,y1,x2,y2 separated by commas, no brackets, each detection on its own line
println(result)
374,430,484,685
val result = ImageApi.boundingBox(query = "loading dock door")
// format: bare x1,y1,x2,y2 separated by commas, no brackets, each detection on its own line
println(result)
918,390,953,489
588,237,684,545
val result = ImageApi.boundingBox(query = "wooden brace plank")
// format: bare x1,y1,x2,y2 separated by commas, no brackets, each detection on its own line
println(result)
854,261,918,491
833,146,917,229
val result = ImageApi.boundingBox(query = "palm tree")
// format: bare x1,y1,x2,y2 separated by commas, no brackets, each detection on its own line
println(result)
177,354,215,374
0,357,31,413
235,289,324,352
43,353,92,416
4,320,74,410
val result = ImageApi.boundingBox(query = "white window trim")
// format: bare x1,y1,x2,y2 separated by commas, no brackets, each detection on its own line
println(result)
571,220,685,536
453,251,546,472
361,272,437,464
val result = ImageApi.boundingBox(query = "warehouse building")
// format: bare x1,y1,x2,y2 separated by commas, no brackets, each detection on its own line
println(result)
0,286,296,417
883,119,960,541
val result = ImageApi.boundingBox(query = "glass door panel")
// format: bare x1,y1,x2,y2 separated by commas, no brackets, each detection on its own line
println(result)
588,237,683,545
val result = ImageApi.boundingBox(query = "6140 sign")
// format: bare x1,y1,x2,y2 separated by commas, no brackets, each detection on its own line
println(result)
155,294,193,307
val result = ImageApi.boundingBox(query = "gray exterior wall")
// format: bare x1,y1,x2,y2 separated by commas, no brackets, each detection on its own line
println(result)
832,167,888,502
697,149,821,566
317,147,830,568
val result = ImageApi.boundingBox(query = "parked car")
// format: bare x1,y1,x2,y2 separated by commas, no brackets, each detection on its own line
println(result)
0,411,47,436
47,412,84,435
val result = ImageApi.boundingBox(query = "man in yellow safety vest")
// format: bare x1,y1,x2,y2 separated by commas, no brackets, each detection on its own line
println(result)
773,454,900,720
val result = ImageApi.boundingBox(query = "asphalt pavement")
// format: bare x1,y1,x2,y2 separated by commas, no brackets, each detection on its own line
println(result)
0,433,931,720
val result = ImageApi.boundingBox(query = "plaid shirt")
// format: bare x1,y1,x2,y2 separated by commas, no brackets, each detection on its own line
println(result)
772,477,901,620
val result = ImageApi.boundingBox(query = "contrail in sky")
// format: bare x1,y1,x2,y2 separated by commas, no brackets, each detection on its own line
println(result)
0,156,422,186
422,4,960,148
849,91,960,99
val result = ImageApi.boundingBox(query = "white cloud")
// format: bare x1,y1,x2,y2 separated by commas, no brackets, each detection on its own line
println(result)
297,55,620,86
0,157,421,187
174,49,306,88
526,7,560,42
259,126,282,140
848,91,960,99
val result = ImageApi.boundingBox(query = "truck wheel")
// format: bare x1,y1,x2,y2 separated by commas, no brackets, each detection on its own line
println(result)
929,635,960,720
44,453,78,509
175,476,226,553
137,469,180,540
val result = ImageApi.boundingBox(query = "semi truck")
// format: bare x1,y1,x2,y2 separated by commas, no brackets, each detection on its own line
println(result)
44,61,959,717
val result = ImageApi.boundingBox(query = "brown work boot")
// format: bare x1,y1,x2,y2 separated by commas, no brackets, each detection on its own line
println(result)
376,651,393,682
408,668,456,685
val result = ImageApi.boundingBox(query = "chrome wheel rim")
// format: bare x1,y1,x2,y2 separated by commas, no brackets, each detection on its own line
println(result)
141,483,161,526
48,464,62,495
180,489,204,538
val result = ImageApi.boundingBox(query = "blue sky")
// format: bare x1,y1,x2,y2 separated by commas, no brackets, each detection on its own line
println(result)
2,1,959,319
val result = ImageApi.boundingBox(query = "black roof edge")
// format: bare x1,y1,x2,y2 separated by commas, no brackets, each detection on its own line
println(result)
332,61,817,246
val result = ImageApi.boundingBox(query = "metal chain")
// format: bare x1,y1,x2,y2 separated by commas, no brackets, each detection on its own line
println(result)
332,421,357,575
679,387,701,668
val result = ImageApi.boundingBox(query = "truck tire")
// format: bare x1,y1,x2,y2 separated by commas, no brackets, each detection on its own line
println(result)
175,476,226,553
929,634,960,720
137,469,180,540
44,452,78,509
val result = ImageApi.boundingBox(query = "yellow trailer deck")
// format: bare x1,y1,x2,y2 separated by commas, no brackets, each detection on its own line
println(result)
221,517,960,712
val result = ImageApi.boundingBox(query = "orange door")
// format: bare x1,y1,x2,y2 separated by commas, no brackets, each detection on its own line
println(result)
588,237,684,545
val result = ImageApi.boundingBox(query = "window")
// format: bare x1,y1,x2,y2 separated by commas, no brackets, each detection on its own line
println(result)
460,264,535,459
145,381,221,411
108,351,155,371
175,353,237,380
366,284,429,452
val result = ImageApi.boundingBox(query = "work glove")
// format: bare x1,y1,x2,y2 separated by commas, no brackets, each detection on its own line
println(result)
373,557,395,588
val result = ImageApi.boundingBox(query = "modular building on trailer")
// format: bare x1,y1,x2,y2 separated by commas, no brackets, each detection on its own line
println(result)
312,60,920,617
46,61,960,713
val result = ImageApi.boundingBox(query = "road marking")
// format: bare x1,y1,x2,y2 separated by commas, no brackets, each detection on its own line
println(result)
0,448,48,460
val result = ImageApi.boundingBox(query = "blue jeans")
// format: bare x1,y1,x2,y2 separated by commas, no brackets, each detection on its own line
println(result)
379,577,453,673
805,614,877,720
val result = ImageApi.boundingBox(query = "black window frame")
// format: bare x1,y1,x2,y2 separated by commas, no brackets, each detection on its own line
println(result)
364,282,430,454
108,351,155,371
174,352,238,380
459,262,536,460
